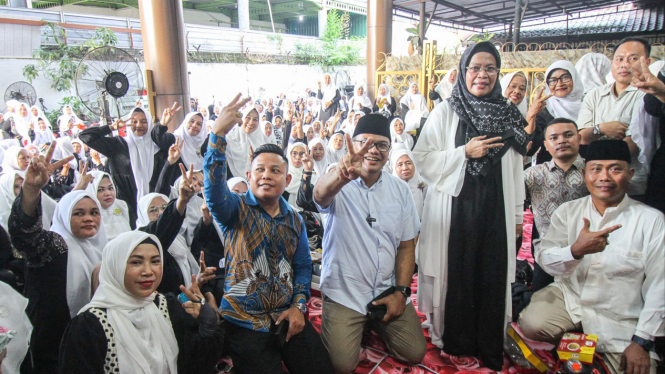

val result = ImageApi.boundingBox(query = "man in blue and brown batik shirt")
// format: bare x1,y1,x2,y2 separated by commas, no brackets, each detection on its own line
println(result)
203,94,333,374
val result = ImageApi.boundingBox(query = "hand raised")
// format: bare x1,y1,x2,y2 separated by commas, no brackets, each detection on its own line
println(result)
631,56,665,99
196,252,217,289
73,161,94,191
337,134,373,181
526,88,552,125
161,102,182,127
25,141,75,192
110,119,127,131
168,137,183,165
178,163,196,201
212,93,250,137
570,218,622,259
200,193,213,226
464,135,504,159
302,150,314,172
179,274,205,318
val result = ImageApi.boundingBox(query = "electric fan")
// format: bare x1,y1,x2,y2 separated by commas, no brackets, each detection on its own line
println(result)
75,46,144,124
4,81,37,106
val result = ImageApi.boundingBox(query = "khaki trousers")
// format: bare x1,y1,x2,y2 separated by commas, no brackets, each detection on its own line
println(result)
518,286,656,374
321,296,427,374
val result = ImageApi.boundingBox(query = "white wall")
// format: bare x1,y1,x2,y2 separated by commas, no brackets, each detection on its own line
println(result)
0,58,366,113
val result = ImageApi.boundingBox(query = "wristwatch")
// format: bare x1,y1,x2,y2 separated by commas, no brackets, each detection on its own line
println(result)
593,124,601,135
292,302,307,314
395,286,412,298
631,335,655,351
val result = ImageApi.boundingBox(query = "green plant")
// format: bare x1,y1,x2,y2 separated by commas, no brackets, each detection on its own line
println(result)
266,33,284,54
45,96,89,127
23,23,118,93
470,31,496,43
294,9,363,67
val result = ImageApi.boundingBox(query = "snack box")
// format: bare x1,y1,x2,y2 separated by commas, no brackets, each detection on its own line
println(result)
557,333,597,364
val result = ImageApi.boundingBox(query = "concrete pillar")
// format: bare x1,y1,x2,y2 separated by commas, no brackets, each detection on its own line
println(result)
8,0,28,7
138,0,189,132
318,7,327,38
238,0,250,31
366,0,393,101
513,0,522,46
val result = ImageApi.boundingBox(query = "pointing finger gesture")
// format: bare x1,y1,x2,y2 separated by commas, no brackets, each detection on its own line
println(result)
571,218,622,259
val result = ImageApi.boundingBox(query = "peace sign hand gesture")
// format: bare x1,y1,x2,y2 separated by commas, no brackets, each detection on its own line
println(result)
525,88,553,130
178,163,197,202
631,56,665,101
196,252,217,289
73,161,95,191
110,118,127,131
571,218,622,259
302,150,314,172
168,137,184,165
213,93,251,137
161,102,183,127
24,141,75,193
337,134,373,181
179,275,205,318
465,135,505,159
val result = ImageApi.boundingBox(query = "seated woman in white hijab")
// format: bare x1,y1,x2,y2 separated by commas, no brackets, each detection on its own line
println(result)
295,138,327,213
434,68,458,101
399,82,424,121
373,83,396,116
284,142,312,209
8,148,104,374
225,106,264,179
79,106,172,229
575,53,611,95
2,100,18,120
344,111,365,136
57,105,83,136
85,171,131,241
500,71,528,117
526,60,584,164
404,90,429,133
0,280,32,374
390,118,414,150
390,148,428,221
8,103,31,144
318,73,341,123
59,231,223,374
0,147,29,174
347,83,372,116
30,117,55,150
262,121,278,145
71,138,87,161
326,131,346,163
303,124,316,143
0,170,56,232
312,120,324,140
50,138,80,198
29,105,50,130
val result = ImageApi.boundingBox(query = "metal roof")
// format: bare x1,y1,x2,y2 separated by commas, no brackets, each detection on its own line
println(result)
392,0,644,31
486,4,664,40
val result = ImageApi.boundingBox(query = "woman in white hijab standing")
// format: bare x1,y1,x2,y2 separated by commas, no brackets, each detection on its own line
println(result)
7,144,104,373
172,111,207,170
12,103,32,144
346,83,372,116
401,83,429,130
284,142,310,208
225,106,264,178
500,71,529,117
575,53,612,95
80,106,175,229
435,68,458,101
317,73,341,123
59,231,224,373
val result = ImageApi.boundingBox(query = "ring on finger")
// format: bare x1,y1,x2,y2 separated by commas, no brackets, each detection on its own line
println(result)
235,111,242,118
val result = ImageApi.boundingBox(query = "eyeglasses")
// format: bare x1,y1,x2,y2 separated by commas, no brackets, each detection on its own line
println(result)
148,205,168,214
352,139,391,152
290,151,306,158
466,65,498,75
547,74,572,86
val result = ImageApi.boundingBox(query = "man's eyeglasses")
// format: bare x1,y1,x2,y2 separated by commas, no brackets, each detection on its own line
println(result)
547,74,572,86
352,139,391,152
148,205,168,214
466,65,498,75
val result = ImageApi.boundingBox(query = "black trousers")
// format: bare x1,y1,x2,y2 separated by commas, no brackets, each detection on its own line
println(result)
225,319,334,374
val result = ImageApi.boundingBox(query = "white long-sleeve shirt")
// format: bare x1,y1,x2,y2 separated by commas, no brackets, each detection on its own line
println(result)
538,195,664,358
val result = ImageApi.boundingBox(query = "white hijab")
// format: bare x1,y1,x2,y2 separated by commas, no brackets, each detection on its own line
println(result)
390,148,426,220
308,138,328,177
125,107,159,201
0,280,32,374
52,137,79,170
326,132,346,163
50,190,108,318
3,100,19,120
86,171,131,241
389,118,413,150
136,193,198,288
225,107,264,178
575,53,612,94
168,174,203,246
321,73,338,103
262,121,277,145
29,105,51,130
227,177,249,192
286,142,307,198
32,119,55,146
544,60,585,121
435,68,458,100
71,138,86,160
376,84,393,110
173,112,208,170
347,83,372,110
500,71,528,117
0,147,26,173
79,231,179,374
399,83,425,108
58,105,82,126
13,103,31,141
404,92,429,132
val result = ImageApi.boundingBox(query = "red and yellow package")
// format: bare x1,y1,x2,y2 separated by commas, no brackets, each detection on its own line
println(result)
557,333,598,364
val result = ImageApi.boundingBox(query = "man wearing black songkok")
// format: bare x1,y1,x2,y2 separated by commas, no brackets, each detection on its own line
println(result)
519,140,664,374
